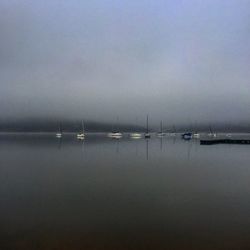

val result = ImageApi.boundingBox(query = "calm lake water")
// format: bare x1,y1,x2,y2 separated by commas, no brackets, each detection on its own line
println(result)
1,133,250,250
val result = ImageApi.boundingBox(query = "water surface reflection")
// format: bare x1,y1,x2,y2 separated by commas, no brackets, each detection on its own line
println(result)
1,133,250,249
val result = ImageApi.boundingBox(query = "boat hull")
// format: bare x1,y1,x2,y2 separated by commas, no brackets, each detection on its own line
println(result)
130,133,142,139
77,133,85,140
182,133,192,140
108,132,122,139
56,133,62,138
193,133,200,139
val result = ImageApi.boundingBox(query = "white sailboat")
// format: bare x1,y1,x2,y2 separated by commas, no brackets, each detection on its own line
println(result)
108,117,122,139
208,125,217,138
77,120,85,140
170,125,177,136
192,122,200,138
130,132,142,139
130,117,142,139
226,124,232,137
56,123,62,138
157,120,165,137
192,129,199,138
193,133,200,138
108,132,122,138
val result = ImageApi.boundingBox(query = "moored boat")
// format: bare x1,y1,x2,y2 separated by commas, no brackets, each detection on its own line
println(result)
108,117,122,139
56,123,62,138
77,120,85,140
157,121,165,137
130,133,142,139
182,132,192,140
108,132,122,139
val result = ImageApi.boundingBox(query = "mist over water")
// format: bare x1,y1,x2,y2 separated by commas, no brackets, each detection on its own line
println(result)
1,0,250,126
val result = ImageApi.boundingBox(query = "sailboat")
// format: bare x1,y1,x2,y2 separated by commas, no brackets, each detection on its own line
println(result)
208,125,217,138
226,123,232,137
56,123,62,138
130,132,142,139
181,123,193,140
170,125,177,136
157,120,165,137
144,115,150,138
77,120,85,140
130,117,142,139
181,132,192,140
193,132,200,139
108,117,122,139
193,122,200,138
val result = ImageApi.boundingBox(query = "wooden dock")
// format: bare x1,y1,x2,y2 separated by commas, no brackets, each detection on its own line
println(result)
200,139,250,145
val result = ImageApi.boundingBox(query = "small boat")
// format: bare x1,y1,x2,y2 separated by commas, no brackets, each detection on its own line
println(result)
108,132,122,139
193,123,200,138
56,123,62,138
226,123,232,138
130,133,142,139
207,125,217,138
169,125,177,136
208,132,217,138
77,120,85,140
77,133,85,140
130,117,142,139
144,115,151,138
193,133,200,138
108,117,123,139
157,133,165,137
182,132,192,140
157,121,165,137
56,133,62,138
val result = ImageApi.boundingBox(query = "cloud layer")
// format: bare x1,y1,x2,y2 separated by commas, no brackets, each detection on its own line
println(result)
1,0,250,126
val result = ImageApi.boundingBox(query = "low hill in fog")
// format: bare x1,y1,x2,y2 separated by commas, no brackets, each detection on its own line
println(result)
0,118,250,133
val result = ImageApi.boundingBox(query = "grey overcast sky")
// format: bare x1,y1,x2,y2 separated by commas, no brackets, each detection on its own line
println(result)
0,0,250,126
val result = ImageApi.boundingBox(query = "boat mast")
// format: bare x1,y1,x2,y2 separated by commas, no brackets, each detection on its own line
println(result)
117,116,119,132
209,125,213,134
160,120,163,133
194,121,198,134
146,115,149,133
59,123,62,134
135,116,138,132
173,125,176,133
81,120,84,134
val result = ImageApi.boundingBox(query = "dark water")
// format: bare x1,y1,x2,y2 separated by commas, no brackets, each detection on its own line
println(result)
1,133,250,250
